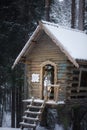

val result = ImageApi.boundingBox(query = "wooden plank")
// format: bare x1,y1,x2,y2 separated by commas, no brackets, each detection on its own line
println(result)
71,92,87,97
27,105,44,109
20,122,36,128
71,87,87,91
72,81,79,84
24,110,41,115
22,116,39,121
78,69,82,92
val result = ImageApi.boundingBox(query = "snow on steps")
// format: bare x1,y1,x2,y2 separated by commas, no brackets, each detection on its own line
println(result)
24,110,41,115
27,104,44,109
20,122,36,128
23,99,65,105
20,98,45,129
23,99,44,104
22,116,39,121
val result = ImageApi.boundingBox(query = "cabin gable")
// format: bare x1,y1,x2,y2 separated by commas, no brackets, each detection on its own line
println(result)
25,31,72,100
26,32,66,61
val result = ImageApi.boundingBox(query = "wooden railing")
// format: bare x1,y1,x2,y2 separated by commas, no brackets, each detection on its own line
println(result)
44,84,66,102
71,86,87,99
44,84,87,101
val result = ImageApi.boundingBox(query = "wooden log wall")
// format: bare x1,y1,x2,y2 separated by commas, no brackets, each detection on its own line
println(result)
25,32,69,100
57,62,73,100
24,31,87,101
70,60,87,99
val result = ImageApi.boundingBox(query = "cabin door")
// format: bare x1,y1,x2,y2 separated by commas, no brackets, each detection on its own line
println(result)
40,61,57,100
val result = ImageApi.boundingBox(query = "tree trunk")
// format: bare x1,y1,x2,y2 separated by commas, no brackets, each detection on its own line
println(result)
78,0,85,30
11,85,16,127
71,0,76,28
11,71,16,128
72,108,81,130
45,0,50,21
16,66,23,128
16,85,22,128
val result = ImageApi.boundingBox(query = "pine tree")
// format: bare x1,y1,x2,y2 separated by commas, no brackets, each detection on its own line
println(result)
50,0,71,26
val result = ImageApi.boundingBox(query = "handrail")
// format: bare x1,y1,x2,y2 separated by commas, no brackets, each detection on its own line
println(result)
48,84,60,87
44,84,65,102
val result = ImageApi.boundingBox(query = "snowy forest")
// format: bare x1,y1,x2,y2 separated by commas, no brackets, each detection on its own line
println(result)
0,0,87,129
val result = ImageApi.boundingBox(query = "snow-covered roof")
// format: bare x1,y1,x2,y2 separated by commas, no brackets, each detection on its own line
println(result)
12,21,87,69
42,21,87,60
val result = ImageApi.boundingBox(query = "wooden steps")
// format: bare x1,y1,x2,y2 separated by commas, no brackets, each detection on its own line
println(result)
22,116,39,121
27,104,44,109
20,98,45,130
24,110,41,115
20,122,36,128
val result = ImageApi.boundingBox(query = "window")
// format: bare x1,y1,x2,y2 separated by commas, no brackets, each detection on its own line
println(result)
80,70,87,87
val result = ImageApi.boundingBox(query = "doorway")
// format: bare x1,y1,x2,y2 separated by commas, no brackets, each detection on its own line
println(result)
40,61,57,100
43,64,54,99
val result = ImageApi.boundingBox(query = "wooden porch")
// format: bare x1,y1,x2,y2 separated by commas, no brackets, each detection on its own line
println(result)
19,83,87,130
23,84,87,105
39,84,87,103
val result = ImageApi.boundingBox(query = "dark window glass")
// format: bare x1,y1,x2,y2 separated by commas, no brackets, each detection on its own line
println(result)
80,71,87,87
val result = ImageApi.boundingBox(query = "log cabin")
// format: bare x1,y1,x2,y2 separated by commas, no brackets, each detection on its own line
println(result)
12,21,87,129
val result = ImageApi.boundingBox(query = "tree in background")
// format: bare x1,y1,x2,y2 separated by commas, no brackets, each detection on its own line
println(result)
0,0,45,127
50,0,87,32
45,0,51,21
0,0,87,128
50,0,71,26
78,0,85,30
84,0,87,32
71,0,76,28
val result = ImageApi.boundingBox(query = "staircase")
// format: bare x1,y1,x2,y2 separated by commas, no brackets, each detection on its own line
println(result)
20,98,45,130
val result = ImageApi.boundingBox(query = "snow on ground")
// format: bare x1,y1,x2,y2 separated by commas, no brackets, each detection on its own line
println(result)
1,111,64,130
1,111,72,130
0,124,64,130
36,124,64,130
2,111,11,127
0,128,20,130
